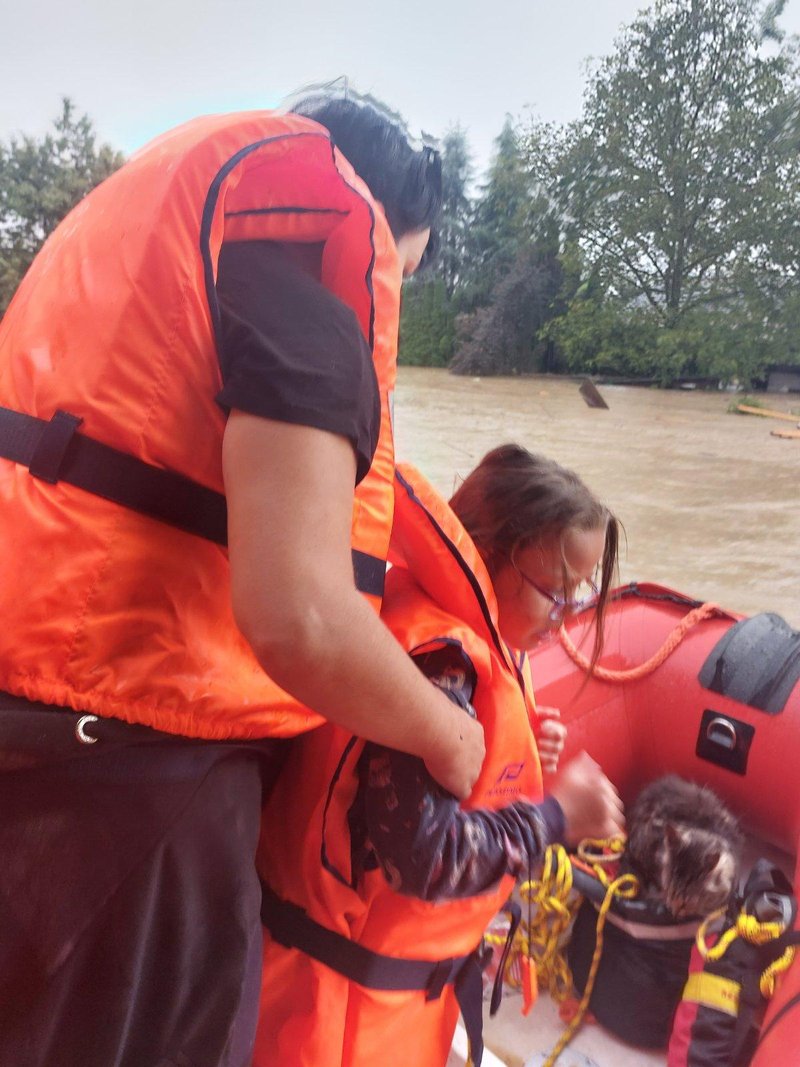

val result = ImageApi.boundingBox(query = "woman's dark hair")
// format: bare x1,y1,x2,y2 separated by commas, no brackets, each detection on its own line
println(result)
290,95,442,264
449,443,621,670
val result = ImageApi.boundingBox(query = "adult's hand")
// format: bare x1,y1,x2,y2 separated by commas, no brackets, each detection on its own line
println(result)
423,701,485,799
223,412,485,796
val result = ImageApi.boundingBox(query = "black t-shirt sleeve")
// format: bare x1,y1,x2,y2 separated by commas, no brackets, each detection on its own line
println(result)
214,240,380,484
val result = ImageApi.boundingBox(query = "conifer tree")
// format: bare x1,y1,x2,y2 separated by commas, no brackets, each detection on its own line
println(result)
0,99,123,315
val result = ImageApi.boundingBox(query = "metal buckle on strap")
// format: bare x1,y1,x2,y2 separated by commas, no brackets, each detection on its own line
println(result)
75,714,99,745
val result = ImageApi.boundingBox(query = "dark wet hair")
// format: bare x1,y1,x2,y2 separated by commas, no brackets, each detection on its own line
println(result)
290,96,442,265
449,443,620,668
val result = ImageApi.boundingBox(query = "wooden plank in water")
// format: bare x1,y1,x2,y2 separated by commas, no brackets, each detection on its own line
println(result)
737,404,799,423
579,378,610,409
770,428,800,439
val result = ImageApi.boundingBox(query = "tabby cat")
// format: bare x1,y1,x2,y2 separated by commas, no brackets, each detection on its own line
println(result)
621,775,743,919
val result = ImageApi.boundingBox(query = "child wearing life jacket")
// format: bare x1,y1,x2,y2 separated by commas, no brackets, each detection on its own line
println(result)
255,445,625,1067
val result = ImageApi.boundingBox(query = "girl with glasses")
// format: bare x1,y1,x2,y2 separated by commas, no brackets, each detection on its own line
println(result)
256,444,624,1067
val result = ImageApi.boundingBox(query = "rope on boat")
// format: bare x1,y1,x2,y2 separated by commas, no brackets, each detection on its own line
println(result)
559,601,720,682
541,870,639,1067
697,909,798,999
576,836,626,873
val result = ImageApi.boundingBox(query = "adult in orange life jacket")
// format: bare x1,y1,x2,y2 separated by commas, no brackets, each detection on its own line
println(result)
0,89,485,1067
256,444,626,1067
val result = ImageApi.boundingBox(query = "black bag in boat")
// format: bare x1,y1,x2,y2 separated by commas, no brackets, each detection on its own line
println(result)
566,864,698,1048
667,860,799,1067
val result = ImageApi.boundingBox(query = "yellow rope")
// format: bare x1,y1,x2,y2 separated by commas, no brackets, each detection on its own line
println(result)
520,845,578,1003
760,946,797,998
484,846,578,1003
696,907,797,1000
541,870,639,1067
575,837,626,886
483,839,637,1067
696,909,738,961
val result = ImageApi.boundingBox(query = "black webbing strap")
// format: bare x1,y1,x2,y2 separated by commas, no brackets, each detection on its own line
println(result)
27,410,83,483
0,406,228,544
0,406,386,597
351,550,387,601
489,900,521,1017
261,883,490,1065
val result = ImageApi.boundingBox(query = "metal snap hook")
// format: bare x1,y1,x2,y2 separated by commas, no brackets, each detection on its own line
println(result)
75,714,99,744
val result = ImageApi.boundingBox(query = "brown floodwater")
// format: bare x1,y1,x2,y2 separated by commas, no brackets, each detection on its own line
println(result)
393,367,799,629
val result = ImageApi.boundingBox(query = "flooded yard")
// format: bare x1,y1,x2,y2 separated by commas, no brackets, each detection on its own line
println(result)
394,368,799,628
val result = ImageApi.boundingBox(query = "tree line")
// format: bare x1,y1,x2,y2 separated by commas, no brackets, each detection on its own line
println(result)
2,0,799,385
403,0,800,384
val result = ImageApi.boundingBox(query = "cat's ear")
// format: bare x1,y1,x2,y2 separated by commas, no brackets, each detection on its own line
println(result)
665,823,682,849
702,848,722,874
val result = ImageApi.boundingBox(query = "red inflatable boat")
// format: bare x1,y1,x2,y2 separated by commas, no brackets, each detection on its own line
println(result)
527,582,800,1067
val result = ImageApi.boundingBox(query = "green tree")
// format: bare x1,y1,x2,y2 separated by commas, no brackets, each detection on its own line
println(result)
450,117,576,375
518,116,573,251
437,125,474,298
0,98,123,314
450,245,566,375
467,117,533,302
548,296,661,379
398,277,455,367
398,126,474,367
553,0,800,382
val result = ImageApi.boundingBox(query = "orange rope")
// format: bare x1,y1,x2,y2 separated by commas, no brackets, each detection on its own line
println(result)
559,602,720,683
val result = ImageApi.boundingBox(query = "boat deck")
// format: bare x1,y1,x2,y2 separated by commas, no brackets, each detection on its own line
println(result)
484,987,663,1067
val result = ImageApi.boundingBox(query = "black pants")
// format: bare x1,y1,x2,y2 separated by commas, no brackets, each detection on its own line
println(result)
0,694,286,1067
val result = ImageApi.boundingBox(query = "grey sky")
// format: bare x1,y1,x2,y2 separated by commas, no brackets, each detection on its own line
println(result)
4,0,800,177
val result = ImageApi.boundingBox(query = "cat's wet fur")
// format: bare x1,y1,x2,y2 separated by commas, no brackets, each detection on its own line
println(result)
621,775,743,919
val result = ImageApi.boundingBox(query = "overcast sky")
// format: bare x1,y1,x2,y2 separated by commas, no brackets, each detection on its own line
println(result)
4,0,800,178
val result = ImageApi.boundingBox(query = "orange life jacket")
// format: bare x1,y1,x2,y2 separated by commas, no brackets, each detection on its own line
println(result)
255,464,544,1067
0,111,400,739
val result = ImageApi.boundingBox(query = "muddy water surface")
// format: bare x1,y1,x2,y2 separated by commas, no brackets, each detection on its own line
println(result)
393,368,799,628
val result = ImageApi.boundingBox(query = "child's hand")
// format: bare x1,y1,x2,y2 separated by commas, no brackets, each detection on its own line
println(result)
551,751,625,846
537,706,567,774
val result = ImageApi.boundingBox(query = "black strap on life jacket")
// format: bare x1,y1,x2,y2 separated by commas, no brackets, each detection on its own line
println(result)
260,882,508,1066
0,406,229,542
0,406,386,598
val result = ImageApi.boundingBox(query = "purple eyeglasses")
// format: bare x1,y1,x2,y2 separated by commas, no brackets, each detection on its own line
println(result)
515,570,599,624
